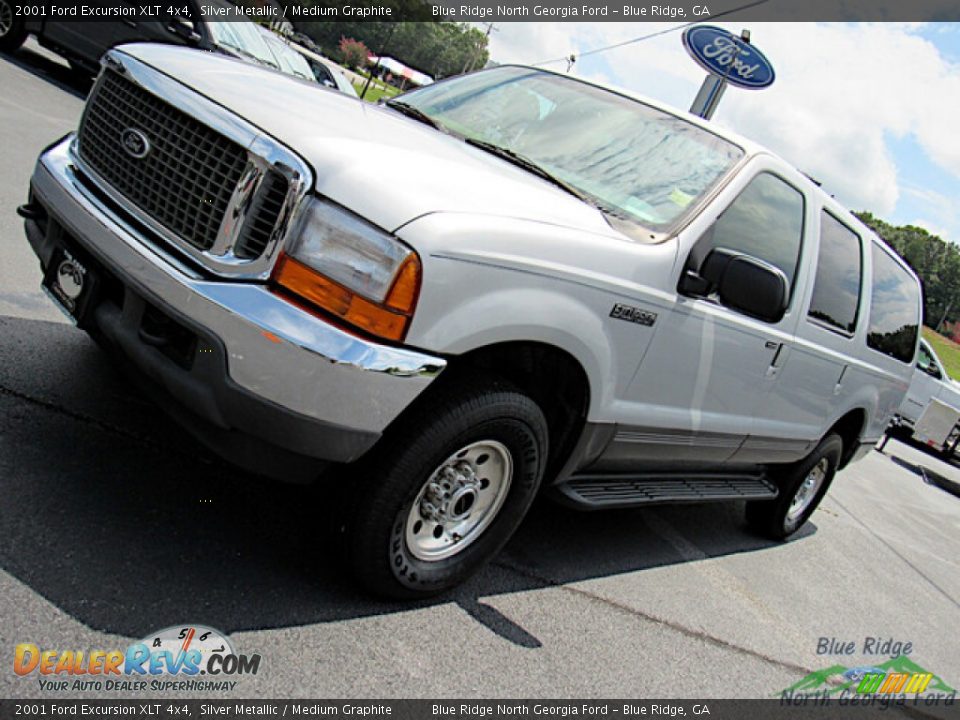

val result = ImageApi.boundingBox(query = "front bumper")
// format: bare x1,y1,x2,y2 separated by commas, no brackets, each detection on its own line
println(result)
25,136,445,479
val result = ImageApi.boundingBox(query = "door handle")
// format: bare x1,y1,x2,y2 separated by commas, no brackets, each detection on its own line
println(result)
765,341,785,377
834,364,849,396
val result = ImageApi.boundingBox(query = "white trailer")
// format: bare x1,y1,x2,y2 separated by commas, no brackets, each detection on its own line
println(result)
912,398,960,455
883,339,960,458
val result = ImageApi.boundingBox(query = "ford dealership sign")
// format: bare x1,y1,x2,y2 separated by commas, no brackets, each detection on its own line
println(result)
682,25,775,90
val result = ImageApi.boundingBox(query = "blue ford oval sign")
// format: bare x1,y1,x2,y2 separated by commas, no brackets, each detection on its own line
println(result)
682,25,775,90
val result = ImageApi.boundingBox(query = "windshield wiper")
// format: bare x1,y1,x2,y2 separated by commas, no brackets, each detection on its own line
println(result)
464,138,590,204
219,42,261,63
385,101,443,130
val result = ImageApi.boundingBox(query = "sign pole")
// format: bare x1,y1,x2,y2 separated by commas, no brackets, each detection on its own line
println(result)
690,74,727,120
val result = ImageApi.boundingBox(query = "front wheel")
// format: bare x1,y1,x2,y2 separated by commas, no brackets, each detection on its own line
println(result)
341,379,548,599
745,433,842,540
0,0,27,52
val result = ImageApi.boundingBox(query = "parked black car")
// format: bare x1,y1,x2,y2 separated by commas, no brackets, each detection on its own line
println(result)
0,0,276,78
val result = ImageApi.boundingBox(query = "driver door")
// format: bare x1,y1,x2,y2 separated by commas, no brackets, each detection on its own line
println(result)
603,161,809,469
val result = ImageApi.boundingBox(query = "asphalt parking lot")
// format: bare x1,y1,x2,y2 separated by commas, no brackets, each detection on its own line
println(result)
1,41,959,701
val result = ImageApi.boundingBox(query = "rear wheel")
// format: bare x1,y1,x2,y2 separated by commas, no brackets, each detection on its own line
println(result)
745,433,842,540
341,379,548,599
0,0,27,52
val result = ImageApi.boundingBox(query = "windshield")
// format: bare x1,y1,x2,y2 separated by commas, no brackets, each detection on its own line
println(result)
206,19,278,68
261,33,314,80
331,68,359,97
397,66,744,232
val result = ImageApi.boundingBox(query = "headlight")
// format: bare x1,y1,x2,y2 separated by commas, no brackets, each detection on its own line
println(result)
271,199,421,341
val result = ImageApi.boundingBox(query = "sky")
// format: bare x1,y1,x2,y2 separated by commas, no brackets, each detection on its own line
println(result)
480,22,960,244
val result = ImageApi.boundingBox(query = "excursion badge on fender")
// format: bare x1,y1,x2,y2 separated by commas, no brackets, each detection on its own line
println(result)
610,303,657,326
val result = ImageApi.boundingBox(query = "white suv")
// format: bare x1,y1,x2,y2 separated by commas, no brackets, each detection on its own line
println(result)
21,46,922,598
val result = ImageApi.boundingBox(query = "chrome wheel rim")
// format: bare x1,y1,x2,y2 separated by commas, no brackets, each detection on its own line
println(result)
0,1,12,37
786,458,828,524
404,440,513,561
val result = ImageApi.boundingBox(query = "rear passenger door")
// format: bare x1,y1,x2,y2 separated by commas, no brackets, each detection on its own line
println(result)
736,207,866,461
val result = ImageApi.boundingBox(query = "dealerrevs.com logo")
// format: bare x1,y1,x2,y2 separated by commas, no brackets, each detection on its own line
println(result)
14,625,261,693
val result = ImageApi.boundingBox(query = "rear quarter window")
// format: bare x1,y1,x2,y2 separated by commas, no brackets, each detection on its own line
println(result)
867,244,921,364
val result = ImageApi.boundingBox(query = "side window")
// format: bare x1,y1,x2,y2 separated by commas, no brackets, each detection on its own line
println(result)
690,172,805,298
807,211,863,334
867,245,921,363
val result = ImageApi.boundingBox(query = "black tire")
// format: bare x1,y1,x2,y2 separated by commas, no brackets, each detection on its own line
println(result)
0,0,27,53
341,378,548,600
745,433,843,540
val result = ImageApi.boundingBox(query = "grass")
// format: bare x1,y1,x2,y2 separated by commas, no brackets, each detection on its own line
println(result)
922,326,960,380
350,77,401,103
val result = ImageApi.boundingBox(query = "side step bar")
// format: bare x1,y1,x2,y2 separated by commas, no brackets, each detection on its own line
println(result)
555,473,778,510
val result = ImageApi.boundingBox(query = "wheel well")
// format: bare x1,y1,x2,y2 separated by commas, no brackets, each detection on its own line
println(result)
443,342,590,481
829,409,867,468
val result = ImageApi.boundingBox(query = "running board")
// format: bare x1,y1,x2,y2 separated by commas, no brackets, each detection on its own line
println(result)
555,473,778,510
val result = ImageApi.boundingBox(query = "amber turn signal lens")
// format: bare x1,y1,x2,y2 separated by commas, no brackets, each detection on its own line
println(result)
272,254,421,342
384,255,421,313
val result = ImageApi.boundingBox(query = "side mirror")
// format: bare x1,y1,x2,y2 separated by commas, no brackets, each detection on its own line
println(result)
679,247,789,323
167,19,201,45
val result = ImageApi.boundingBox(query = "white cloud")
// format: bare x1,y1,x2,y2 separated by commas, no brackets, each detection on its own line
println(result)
484,22,960,219
904,186,958,244
912,219,950,241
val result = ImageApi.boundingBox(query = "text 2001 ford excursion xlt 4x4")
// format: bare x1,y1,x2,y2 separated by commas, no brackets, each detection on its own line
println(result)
21,45,922,598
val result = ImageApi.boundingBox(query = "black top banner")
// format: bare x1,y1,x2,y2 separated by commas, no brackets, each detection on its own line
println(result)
8,0,960,23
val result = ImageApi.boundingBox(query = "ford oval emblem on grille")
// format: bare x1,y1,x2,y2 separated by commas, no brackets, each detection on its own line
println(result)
120,128,150,159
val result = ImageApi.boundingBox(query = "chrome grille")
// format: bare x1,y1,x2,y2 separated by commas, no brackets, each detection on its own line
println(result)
235,170,289,259
77,70,248,252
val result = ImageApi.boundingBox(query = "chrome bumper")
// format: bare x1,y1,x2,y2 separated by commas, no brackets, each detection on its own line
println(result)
31,136,445,451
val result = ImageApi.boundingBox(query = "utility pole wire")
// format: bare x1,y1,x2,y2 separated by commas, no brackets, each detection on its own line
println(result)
360,22,398,100
532,0,771,67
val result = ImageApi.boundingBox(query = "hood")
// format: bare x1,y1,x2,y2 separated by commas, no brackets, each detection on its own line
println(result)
118,44,619,237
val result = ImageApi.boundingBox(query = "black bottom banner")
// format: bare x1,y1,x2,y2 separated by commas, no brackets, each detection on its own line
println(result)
1,699,957,720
